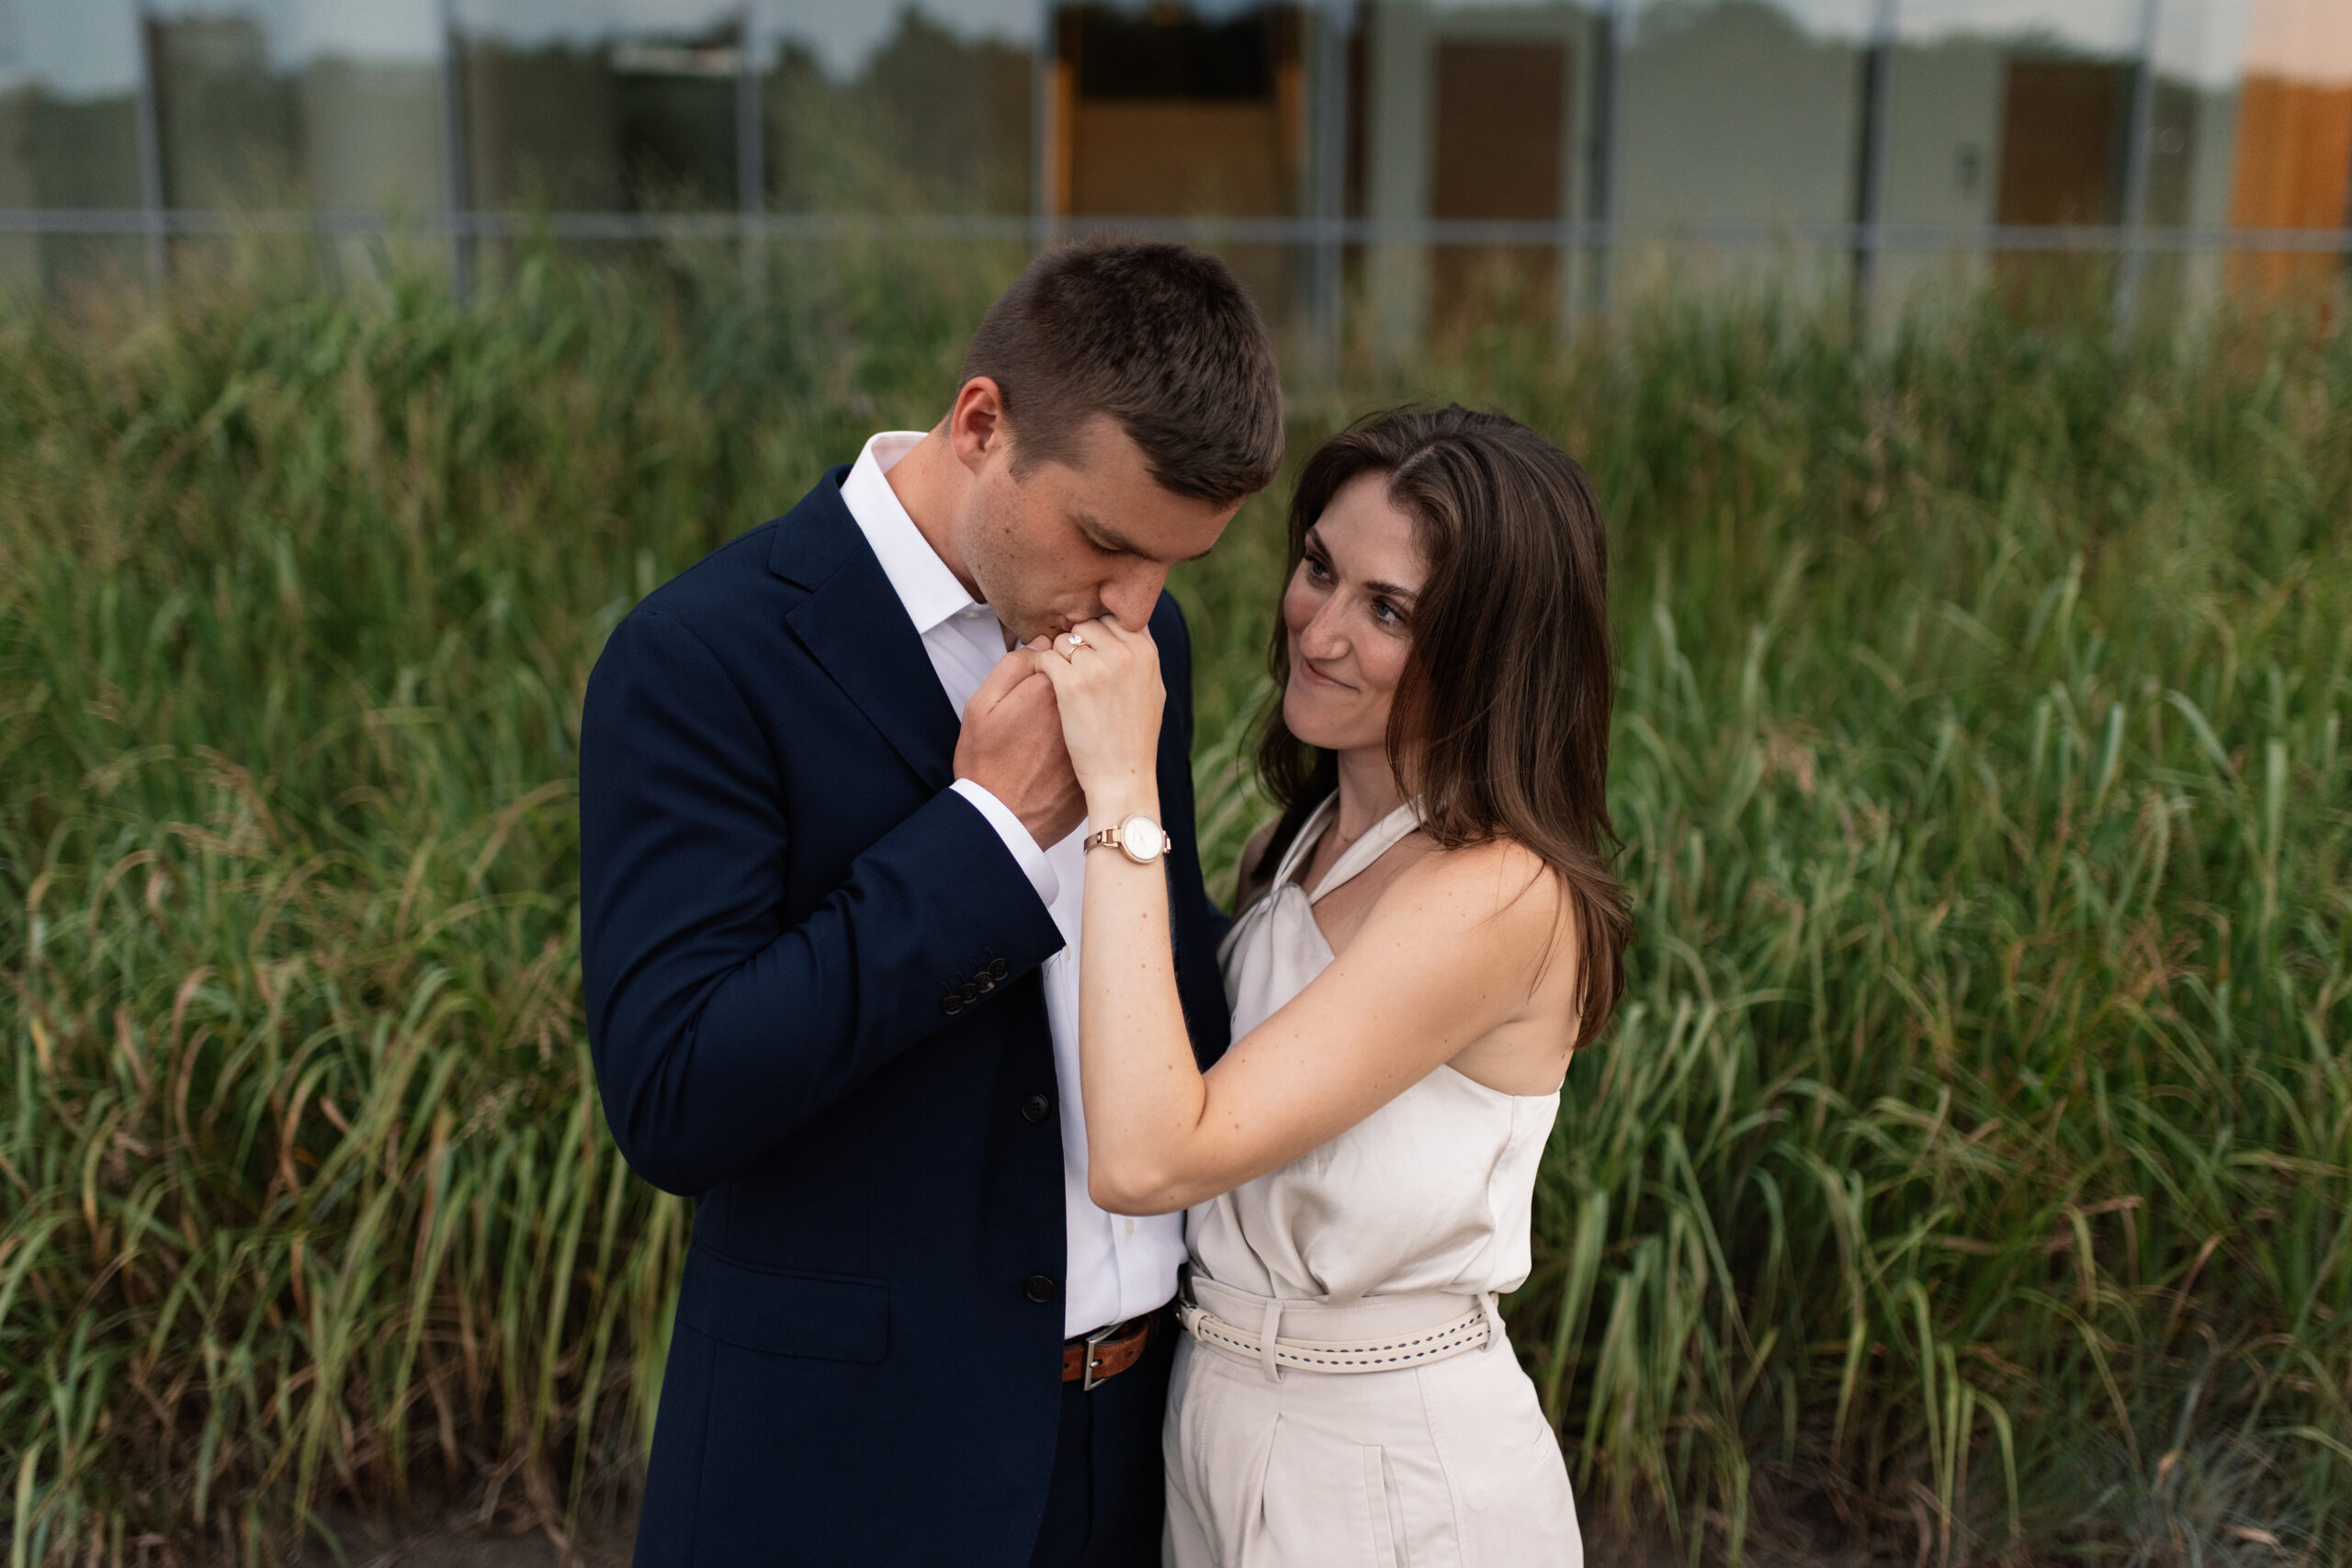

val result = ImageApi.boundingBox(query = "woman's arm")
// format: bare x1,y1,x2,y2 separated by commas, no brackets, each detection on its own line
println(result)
1029,617,1571,1216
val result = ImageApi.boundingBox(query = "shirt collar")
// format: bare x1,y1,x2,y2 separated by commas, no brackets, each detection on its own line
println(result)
838,431,983,637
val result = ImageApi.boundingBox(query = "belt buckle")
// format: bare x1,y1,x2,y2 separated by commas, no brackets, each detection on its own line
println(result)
1081,1319,1125,1393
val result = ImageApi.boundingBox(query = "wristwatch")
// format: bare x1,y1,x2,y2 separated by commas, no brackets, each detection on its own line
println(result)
1086,813,1168,865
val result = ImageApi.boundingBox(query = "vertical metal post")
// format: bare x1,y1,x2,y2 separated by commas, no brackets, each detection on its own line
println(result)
1584,0,1623,317
2112,0,2160,338
1851,0,1897,338
736,0,764,291
435,0,471,299
131,0,166,286
1307,0,1352,383
1032,0,1057,251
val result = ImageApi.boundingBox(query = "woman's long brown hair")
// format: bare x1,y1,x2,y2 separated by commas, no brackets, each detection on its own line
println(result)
1251,404,1632,1046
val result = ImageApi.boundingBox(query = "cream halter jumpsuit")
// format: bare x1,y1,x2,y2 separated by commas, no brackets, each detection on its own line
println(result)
1163,795,1585,1568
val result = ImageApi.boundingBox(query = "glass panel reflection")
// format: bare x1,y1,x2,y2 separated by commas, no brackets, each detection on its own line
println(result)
0,0,145,296
1352,3,1591,347
2226,0,2352,297
1049,4,1305,220
1035,4,1307,326
453,0,741,210
1428,34,1567,331
143,0,447,212
148,5,302,209
768,1,1038,215
1615,0,1871,247
1881,0,2143,311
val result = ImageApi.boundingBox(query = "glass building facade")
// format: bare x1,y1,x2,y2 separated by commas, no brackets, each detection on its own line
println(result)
3,0,2348,338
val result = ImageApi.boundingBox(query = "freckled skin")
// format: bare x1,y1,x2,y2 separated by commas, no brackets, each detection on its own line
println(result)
1025,472,1586,1214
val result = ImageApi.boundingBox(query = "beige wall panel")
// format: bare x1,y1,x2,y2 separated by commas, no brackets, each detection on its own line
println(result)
1616,4,1858,230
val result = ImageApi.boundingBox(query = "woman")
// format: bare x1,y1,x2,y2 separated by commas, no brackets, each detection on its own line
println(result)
1025,405,1628,1566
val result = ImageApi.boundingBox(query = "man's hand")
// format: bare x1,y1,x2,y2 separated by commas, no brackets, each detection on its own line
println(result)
956,648,1087,849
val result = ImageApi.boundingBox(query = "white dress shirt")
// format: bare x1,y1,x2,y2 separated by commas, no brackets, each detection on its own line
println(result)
839,432,1188,1337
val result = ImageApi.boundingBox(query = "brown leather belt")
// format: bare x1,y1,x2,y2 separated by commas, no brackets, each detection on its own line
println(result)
1061,1312,1156,1391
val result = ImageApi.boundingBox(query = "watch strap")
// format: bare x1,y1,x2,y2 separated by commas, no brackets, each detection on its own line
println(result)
1086,815,1166,863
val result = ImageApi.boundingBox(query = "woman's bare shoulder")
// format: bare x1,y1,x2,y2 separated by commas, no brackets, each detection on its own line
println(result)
1373,835,1566,945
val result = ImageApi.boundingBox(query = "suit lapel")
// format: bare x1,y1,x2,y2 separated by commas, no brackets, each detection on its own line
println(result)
772,469,961,792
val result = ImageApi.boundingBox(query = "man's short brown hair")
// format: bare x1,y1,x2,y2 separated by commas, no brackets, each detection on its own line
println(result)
960,236,1283,507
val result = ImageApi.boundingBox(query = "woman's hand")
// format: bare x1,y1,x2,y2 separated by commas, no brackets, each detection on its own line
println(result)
1023,615,1164,820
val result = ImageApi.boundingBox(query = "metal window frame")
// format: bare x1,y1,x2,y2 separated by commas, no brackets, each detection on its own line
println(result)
737,0,764,288
2113,0,2164,336
1851,0,1898,333
434,0,469,297
130,0,165,284
8,209,2347,255
42,0,2352,328
1584,0,1625,316
1306,0,1354,379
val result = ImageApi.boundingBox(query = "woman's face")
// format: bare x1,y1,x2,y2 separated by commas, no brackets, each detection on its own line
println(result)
1279,470,1428,754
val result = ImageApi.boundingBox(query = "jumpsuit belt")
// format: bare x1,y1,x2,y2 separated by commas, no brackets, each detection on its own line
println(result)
1177,1269,1501,1382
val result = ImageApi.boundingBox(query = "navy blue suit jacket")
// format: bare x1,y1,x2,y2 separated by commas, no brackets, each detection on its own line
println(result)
579,468,1232,1566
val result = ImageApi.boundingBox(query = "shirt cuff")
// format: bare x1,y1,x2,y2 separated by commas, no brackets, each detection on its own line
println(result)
951,779,1061,908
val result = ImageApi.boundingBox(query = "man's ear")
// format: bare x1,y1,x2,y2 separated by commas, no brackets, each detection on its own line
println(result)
948,378,1010,474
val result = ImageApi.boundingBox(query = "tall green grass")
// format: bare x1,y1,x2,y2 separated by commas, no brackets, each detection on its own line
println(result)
3,254,2349,1564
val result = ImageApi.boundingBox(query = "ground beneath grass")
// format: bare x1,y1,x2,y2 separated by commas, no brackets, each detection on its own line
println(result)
295,1498,635,1568
288,1498,1871,1568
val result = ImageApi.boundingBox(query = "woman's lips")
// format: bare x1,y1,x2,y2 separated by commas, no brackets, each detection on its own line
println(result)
1297,657,1351,691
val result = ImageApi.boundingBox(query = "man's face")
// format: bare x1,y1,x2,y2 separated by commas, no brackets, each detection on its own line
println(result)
955,410,1240,646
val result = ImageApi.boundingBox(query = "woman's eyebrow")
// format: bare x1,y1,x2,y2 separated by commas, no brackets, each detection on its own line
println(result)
1306,529,1417,603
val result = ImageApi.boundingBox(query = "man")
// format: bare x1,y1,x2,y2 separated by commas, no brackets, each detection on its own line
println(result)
580,238,1283,1565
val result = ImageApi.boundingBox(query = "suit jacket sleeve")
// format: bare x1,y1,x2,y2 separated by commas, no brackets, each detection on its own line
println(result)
579,606,1065,1196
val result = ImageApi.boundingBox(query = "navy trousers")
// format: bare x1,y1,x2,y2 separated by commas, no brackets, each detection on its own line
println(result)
1031,1314,1178,1568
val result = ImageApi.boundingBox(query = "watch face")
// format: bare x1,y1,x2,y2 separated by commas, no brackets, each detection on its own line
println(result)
1122,816,1168,862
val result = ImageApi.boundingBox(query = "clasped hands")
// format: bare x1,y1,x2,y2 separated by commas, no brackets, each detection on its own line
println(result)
952,615,1166,849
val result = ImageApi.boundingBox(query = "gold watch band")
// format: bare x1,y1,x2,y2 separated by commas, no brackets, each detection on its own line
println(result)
1087,814,1167,863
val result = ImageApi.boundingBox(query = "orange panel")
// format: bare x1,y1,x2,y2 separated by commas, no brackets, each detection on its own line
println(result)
1068,101,1291,216
2227,74,2352,296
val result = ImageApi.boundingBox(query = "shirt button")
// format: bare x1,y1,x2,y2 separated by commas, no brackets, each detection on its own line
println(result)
1021,1093,1051,1123
1023,1274,1057,1304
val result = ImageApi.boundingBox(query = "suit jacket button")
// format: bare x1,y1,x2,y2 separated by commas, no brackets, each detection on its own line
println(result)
1021,1093,1051,1123
960,980,984,1002
1023,1274,1057,1304
941,995,964,1017
989,958,1011,980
